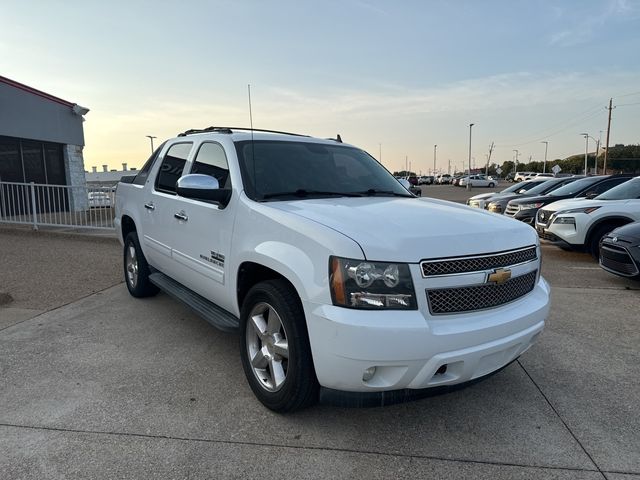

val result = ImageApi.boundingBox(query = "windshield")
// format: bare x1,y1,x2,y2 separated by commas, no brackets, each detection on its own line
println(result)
549,176,602,196
515,180,549,193
526,178,573,196
521,180,556,195
595,178,640,200
235,140,413,201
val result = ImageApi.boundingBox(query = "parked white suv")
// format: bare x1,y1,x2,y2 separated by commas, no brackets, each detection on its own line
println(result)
115,127,549,412
536,176,640,257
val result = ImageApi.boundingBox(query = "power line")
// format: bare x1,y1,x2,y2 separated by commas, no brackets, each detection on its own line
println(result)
495,106,605,148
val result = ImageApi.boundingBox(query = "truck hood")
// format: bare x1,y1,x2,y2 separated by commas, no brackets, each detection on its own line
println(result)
267,197,538,262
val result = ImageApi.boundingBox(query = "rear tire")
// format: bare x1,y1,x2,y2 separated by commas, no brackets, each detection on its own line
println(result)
488,182,495,188
240,280,319,412
123,232,159,298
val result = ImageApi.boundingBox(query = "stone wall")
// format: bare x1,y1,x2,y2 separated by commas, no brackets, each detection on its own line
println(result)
64,144,89,211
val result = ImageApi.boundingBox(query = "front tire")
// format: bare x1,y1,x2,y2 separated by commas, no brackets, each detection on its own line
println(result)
240,280,319,412
123,231,159,298
488,182,495,188
588,224,616,260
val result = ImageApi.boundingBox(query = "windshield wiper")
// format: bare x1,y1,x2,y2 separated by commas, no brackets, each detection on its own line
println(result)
262,189,364,200
356,189,413,197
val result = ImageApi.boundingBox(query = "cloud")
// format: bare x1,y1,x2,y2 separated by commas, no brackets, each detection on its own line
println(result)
548,0,640,47
251,71,630,122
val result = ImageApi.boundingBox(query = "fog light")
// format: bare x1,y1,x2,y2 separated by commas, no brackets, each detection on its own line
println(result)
362,366,376,382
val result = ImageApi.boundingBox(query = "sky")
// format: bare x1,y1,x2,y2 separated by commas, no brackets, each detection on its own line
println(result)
2,0,640,174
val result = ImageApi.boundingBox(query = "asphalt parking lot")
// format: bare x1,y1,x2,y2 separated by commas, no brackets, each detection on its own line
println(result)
1,184,639,479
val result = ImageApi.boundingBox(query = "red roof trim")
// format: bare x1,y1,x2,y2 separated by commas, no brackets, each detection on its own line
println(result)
0,75,75,107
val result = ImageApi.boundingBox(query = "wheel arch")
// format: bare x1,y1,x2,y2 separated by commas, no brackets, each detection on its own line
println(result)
121,215,137,240
585,216,634,245
237,262,293,309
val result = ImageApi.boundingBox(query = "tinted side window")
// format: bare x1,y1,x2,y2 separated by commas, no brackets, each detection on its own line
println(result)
134,141,166,186
191,143,230,188
591,178,629,195
155,143,192,194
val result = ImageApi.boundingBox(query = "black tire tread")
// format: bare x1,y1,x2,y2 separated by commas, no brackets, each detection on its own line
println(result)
124,231,159,298
240,279,319,413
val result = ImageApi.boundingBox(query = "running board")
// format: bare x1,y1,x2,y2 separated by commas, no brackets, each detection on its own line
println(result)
149,272,239,333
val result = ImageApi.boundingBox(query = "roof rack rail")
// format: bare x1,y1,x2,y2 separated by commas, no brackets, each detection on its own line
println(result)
177,126,310,138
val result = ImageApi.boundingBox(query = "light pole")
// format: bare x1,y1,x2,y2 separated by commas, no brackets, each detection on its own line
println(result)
146,135,157,154
433,144,437,175
467,123,474,190
580,133,597,175
541,141,549,173
513,149,519,172
379,143,382,164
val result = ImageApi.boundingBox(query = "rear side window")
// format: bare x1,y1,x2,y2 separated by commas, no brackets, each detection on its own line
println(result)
589,177,630,196
191,142,230,188
155,143,192,194
133,141,166,186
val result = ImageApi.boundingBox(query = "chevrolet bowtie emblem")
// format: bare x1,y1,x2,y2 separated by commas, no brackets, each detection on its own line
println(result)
488,268,512,285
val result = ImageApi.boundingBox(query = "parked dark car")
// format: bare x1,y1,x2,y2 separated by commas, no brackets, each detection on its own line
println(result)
503,177,582,224
407,175,418,186
467,179,551,209
505,172,515,182
509,175,633,224
486,177,557,213
599,222,640,280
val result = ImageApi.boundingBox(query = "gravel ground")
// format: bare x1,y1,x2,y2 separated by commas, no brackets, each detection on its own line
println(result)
0,226,122,311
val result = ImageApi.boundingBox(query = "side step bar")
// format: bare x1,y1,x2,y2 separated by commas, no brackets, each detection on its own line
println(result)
149,272,239,333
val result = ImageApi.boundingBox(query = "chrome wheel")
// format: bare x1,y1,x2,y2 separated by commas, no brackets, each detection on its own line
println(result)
246,302,289,392
126,244,138,288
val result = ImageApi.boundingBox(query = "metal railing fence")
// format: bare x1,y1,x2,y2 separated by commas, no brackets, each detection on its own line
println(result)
0,181,115,230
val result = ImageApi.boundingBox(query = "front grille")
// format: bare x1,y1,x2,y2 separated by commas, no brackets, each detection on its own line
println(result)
421,246,537,276
600,244,639,276
427,270,538,314
504,204,519,217
537,209,552,226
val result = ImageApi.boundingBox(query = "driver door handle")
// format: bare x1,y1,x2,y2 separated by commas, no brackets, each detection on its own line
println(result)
144,202,155,211
174,211,188,221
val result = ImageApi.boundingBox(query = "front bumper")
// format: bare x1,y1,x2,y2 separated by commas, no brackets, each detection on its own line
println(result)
304,277,549,392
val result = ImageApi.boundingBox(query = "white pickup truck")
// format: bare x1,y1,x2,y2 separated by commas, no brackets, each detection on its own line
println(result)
114,127,550,412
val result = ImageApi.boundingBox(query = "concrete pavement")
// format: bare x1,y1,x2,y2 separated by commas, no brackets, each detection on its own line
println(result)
1,188,639,479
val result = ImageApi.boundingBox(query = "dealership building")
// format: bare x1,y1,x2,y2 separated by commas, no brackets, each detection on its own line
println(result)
0,75,89,210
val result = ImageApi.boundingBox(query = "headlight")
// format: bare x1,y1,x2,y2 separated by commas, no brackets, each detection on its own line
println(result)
559,206,601,214
519,202,544,210
553,216,575,225
329,257,417,309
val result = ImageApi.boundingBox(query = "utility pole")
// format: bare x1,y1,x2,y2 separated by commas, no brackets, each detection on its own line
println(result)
405,155,408,175
467,123,474,190
513,150,519,171
378,143,382,164
485,142,494,176
604,98,614,175
448,159,451,175
433,145,437,175
541,141,549,173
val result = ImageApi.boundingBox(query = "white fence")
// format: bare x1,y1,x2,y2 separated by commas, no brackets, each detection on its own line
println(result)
0,181,115,230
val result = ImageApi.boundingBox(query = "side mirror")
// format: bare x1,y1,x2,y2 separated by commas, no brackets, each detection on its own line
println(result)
176,174,231,206
398,178,411,190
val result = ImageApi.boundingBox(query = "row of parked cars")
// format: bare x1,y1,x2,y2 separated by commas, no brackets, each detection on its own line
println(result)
466,174,640,279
